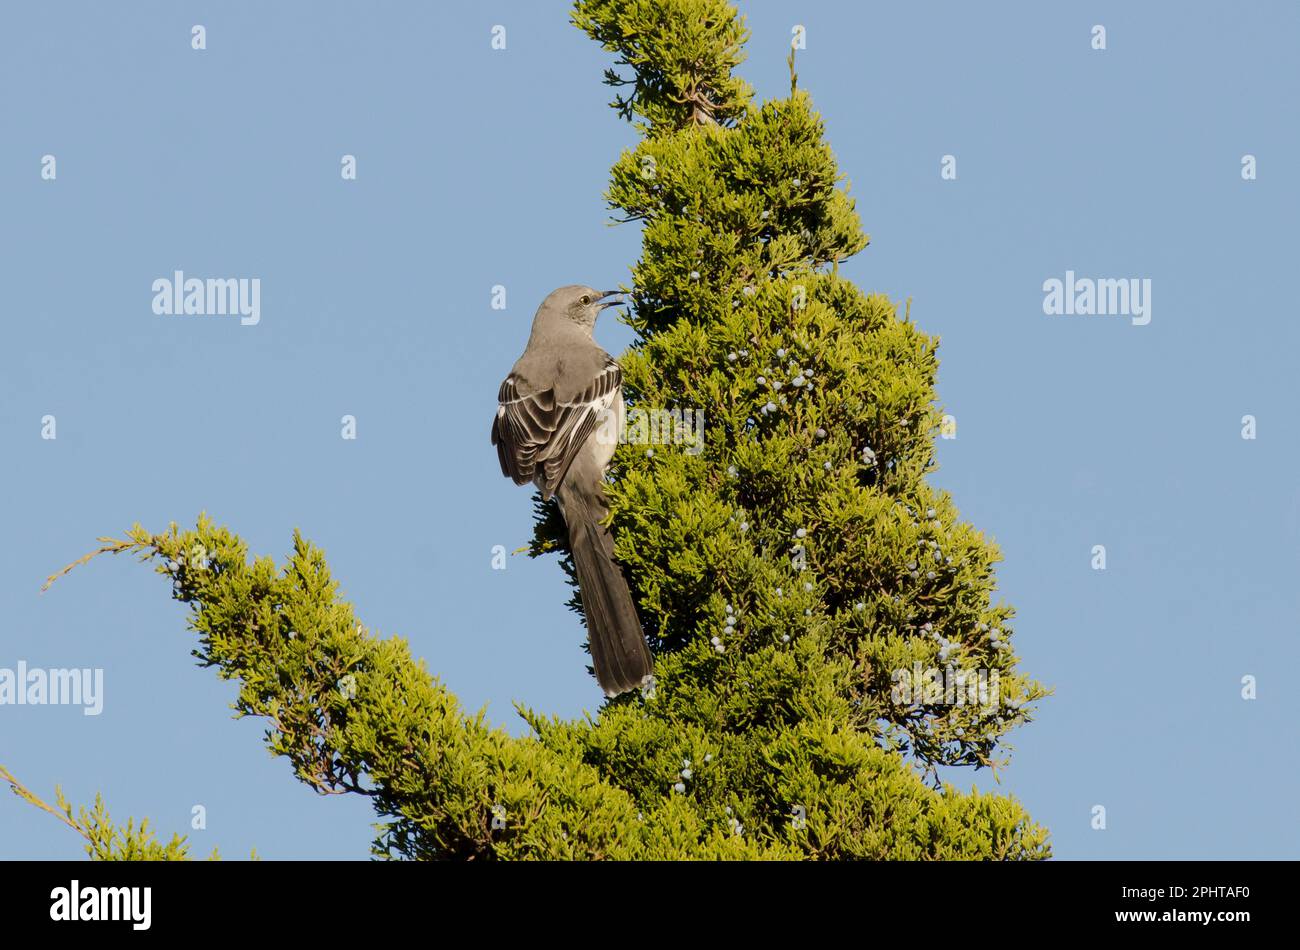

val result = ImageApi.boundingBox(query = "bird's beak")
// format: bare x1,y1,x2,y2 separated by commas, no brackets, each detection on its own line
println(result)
596,290,626,310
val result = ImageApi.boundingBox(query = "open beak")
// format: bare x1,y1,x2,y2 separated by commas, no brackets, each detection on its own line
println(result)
596,290,626,310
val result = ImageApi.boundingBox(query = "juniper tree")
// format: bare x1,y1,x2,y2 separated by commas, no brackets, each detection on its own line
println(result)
5,0,1049,860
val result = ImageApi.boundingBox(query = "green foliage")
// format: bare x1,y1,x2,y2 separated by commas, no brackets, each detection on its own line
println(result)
80,800,200,861
594,119,1046,769
553,0,1051,850
9,0,1049,860
20,515,1044,858
0,765,206,860
572,0,753,131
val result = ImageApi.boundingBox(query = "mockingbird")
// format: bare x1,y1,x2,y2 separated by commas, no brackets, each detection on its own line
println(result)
491,285,654,697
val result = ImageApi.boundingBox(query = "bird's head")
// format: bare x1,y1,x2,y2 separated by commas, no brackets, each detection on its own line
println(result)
540,285,626,332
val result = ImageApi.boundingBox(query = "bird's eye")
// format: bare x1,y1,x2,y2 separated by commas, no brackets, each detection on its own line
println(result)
580,295,591,305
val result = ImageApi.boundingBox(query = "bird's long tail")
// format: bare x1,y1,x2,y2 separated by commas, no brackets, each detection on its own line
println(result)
559,488,653,697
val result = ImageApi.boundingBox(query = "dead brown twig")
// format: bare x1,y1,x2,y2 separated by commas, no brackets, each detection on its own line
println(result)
41,535,150,594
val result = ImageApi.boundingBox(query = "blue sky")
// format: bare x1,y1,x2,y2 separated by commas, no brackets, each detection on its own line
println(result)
1,1,1296,859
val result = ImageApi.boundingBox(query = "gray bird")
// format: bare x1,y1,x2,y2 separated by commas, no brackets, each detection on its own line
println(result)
491,285,654,697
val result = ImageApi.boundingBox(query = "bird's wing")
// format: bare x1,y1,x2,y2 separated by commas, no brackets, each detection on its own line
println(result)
492,356,621,499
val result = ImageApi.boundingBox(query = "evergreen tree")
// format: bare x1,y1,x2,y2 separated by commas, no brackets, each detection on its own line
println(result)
5,0,1048,860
